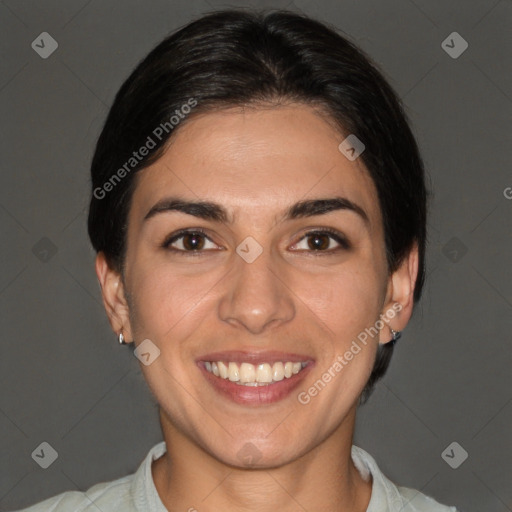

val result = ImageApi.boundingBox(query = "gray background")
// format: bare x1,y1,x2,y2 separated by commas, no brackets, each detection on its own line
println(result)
1,0,511,511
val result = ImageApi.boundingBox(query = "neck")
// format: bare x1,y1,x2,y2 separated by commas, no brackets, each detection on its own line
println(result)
152,407,372,512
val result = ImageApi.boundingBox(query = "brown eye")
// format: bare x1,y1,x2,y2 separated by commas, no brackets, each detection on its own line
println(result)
291,229,350,252
163,230,219,253
306,233,330,250
182,233,205,250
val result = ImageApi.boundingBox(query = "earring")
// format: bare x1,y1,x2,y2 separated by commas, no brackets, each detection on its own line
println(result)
118,332,127,345
389,328,401,346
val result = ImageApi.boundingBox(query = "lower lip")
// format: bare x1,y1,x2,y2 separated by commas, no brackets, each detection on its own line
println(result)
198,362,313,406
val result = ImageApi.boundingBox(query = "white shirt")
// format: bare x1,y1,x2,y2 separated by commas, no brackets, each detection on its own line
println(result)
11,441,458,511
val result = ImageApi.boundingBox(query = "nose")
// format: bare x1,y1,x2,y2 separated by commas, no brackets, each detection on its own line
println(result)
217,245,295,335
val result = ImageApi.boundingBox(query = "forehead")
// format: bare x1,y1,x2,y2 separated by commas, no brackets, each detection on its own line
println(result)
130,104,381,229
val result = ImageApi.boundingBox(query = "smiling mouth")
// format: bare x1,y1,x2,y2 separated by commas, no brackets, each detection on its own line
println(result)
203,360,309,386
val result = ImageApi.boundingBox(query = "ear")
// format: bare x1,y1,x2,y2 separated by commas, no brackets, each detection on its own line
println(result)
95,252,134,344
380,241,419,345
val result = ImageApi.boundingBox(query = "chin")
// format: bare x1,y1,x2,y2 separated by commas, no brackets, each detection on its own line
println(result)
209,437,307,470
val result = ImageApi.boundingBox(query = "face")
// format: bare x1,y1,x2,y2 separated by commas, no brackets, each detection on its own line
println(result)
98,104,416,468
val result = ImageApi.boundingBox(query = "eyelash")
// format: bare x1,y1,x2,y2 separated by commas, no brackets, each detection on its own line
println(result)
162,227,350,256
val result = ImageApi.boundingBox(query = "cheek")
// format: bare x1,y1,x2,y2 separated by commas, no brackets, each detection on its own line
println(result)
291,268,382,421
288,262,383,397
288,262,384,339
127,261,218,394
128,258,226,345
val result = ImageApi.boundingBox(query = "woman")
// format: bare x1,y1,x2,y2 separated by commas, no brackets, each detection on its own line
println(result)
15,9,458,512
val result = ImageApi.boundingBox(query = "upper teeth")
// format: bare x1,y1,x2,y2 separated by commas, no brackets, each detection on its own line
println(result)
204,361,307,386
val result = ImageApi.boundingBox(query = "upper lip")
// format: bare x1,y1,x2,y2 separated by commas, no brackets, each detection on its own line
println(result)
197,350,314,366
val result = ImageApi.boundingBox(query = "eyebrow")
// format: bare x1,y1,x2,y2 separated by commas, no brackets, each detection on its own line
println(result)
143,196,370,227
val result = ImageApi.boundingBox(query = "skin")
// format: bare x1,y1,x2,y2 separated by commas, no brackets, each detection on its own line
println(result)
96,103,418,512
